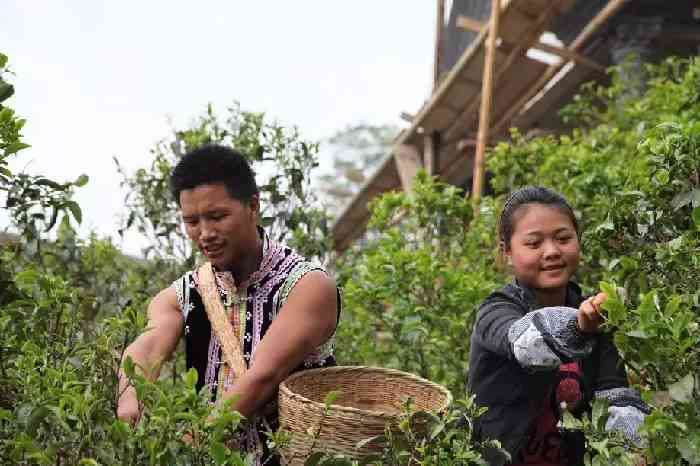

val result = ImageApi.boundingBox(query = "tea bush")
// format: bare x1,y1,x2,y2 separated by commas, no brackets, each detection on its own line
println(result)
3,47,699,465
335,57,699,464
335,174,504,396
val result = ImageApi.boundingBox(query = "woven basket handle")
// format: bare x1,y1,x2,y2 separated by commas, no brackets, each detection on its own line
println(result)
197,262,248,378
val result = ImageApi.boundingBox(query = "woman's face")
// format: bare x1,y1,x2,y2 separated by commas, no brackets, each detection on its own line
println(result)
505,203,580,292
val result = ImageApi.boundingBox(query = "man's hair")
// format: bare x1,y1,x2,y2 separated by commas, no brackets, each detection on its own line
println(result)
498,186,578,249
170,144,259,205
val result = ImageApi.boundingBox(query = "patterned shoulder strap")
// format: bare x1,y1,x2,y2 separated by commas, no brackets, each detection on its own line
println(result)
197,262,248,378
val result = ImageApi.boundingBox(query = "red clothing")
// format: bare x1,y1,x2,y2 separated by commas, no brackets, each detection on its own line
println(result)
513,362,582,466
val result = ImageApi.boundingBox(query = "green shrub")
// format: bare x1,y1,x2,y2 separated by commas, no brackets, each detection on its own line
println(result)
3,49,699,465
337,57,699,464
336,174,503,396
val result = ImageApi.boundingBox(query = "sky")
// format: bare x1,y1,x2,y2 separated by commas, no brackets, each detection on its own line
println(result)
1,1,436,255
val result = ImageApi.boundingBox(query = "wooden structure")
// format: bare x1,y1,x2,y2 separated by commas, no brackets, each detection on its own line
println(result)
332,0,700,252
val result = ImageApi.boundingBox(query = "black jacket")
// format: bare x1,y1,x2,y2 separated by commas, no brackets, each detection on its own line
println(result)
467,281,629,465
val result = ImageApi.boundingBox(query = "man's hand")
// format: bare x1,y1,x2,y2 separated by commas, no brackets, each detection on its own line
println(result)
577,292,607,334
116,286,183,424
116,387,141,425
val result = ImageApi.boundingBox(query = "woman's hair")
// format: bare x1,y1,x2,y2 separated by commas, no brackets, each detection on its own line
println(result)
498,186,578,250
170,144,259,205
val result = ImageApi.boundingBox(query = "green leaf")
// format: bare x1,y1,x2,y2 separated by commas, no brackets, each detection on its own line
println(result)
595,214,614,233
45,206,59,232
654,169,670,185
209,441,228,465
34,178,64,190
592,398,609,431
123,356,135,377
67,201,82,224
323,389,341,407
599,282,626,325
74,174,89,187
304,452,325,466
0,81,14,103
560,411,583,430
78,459,100,466
692,207,700,227
625,329,648,339
676,436,700,464
429,420,445,440
589,438,609,454
669,373,695,403
4,141,30,155
126,211,136,229
27,405,51,435
184,368,198,389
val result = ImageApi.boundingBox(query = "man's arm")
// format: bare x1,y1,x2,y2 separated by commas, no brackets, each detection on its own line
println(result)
220,270,337,417
117,286,184,423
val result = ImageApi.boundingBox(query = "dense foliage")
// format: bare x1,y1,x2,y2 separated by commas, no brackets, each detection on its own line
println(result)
336,57,699,465
2,47,699,465
0,52,327,465
317,123,398,218
335,174,503,396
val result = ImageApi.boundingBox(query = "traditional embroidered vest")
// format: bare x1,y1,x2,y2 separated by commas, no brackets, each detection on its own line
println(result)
172,229,339,463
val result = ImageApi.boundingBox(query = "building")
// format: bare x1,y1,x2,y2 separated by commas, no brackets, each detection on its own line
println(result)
332,0,700,252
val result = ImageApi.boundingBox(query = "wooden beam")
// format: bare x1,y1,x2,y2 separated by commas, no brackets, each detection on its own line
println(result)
472,0,501,207
444,1,562,143
456,15,484,33
434,0,446,88
394,144,423,192
400,111,414,123
424,132,441,176
459,14,605,73
492,0,631,136
530,41,606,72
456,138,477,152
658,29,700,43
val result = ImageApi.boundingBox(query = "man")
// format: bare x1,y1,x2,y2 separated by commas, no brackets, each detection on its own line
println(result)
116,144,339,464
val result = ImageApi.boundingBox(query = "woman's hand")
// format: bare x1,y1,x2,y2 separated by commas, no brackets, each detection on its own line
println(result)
577,292,607,334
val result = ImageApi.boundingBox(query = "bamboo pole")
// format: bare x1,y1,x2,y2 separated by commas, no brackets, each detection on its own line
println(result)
443,2,560,144
492,0,631,136
455,13,605,73
456,15,484,33
471,0,501,209
434,0,446,89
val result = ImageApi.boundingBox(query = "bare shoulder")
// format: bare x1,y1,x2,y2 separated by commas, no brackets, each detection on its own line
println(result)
292,269,337,298
148,286,183,327
282,269,337,335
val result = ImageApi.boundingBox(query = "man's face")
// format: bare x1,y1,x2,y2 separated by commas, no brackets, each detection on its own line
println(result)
179,183,258,270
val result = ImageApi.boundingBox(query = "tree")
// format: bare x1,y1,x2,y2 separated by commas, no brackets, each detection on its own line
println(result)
0,52,86,257
0,52,253,465
318,123,398,218
117,102,332,265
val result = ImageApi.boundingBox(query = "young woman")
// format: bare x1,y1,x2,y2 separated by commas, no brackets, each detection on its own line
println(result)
468,186,648,466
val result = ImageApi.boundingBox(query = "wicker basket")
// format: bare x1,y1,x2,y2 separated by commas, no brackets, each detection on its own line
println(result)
277,366,452,465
